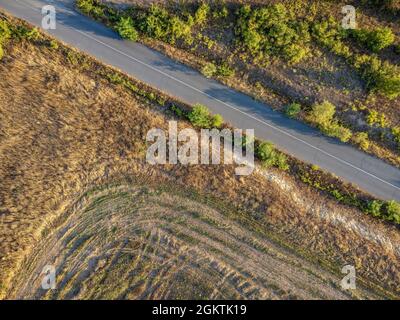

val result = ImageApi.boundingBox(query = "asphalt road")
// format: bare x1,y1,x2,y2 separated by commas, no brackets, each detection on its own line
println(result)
1,0,400,201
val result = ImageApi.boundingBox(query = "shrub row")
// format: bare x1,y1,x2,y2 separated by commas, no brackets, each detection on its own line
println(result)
349,27,395,52
308,101,353,143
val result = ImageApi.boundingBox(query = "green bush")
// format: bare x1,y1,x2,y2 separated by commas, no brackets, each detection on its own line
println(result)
48,40,59,50
213,6,229,19
308,101,336,126
351,27,395,52
194,3,210,25
187,104,223,128
211,114,224,128
312,17,351,58
285,102,301,118
115,16,138,41
235,4,311,63
76,0,96,15
366,110,387,127
0,20,11,41
170,105,186,118
275,153,290,170
324,123,353,142
308,101,352,142
257,141,275,161
392,127,400,144
386,200,400,223
0,20,11,60
354,54,400,99
366,200,383,217
138,5,193,45
353,132,370,151
216,62,234,77
256,141,289,170
201,62,217,78
169,16,193,44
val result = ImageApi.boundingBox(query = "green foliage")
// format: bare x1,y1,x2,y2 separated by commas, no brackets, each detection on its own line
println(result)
366,110,387,127
201,62,217,78
13,25,41,41
392,127,400,145
213,6,229,20
354,54,400,99
194,3,210,25
285,102,301,118
350,27,395,52
76,0,97,15
216,62,234,77
170,105,186,118
365,200,383,217
187,104,223,129
235,4,311,64
66,51,80,65
256,141,289,170
386,200,400,223
211,114,224,128
115,16,138,41
353,132,370,151
308,101,352,142
48,39,59,50
0,20,11,60
309,101,336,126
0,20,11,42
76,0,117,21
364,199,400,224
138,5,193,45
324,123,353,142
312,16,351,58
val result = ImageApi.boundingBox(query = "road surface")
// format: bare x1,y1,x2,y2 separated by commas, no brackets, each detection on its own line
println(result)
1,0,399,201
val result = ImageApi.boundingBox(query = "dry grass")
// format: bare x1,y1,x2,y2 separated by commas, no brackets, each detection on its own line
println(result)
0,20,400,299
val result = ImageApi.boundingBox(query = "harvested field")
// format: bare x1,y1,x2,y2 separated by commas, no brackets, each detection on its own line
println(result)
8,182,356,299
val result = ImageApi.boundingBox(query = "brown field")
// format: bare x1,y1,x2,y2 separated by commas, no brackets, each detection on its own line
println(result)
0,14,400,299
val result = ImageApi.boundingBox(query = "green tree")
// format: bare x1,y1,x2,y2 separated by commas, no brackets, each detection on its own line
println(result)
353,132,370,151
211,114,224,128
188,104,212,128
366,200,383,217
285,102,301,118
309,101,336,127
352,27,395,52
201,62,217,78
386,200,400,223
194,3,210,25
116,16,138,41
354,54,400,99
